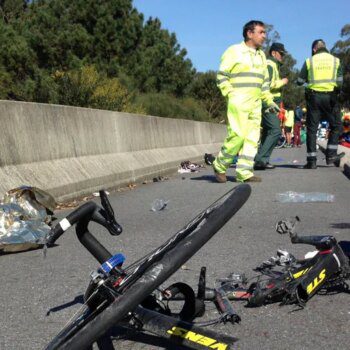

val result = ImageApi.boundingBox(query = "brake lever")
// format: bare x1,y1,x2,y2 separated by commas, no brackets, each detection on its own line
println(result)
98,190,122,235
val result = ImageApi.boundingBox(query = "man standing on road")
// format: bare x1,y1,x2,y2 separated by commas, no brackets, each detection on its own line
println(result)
213,20,278,183
297,39,344,169
254,43,289,170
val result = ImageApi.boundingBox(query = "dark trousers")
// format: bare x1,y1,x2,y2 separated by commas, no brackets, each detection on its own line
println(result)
255,102,281,164
305,91,342,161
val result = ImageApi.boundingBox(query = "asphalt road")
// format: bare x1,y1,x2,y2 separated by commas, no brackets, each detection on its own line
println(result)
1,145,349,350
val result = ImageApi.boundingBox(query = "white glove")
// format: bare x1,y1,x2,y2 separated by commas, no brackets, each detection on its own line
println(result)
265,102,280,114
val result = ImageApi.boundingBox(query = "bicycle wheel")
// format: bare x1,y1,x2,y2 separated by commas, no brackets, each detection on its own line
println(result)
46,281,116,350
275,135,286,149
46,184,251,350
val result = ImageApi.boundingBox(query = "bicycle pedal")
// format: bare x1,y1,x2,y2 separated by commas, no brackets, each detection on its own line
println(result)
223,313,241,324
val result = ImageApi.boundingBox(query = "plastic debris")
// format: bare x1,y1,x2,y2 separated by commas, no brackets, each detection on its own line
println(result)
276,191,335,203
0,186,56,253
178,161,203,173
3,186,56,216
153,176,168,182
271,157,285,162
151,199,169,212
93,190,110,197
178,168,191,174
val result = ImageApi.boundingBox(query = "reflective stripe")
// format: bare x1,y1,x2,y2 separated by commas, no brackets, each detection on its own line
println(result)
216,157,232,167
307,152,317,157
236,164,254,170
221,149,234,158
218,71,264,79
261,86,270,91
309,79,337,84
332,56,337,81
336,77,343,82
309,57,315,82
217,71,233,78
327,144,338,150
217,78,229,84
239,155,255,161
231,83,262,88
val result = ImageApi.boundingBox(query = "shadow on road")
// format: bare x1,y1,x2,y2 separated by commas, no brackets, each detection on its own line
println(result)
96,326,191,350
330,223,350,229
46,294,84,315
274,164,330,169
190,175,237,182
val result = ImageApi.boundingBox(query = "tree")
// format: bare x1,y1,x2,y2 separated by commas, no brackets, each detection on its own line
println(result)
0,0,199,117
53,65,134,111
262,24,281,53
128,17,195,96
188,71,226,120
332,24,350,108
21,1,194,97
264,24,305,109
0,18,38,100
0,0,28,24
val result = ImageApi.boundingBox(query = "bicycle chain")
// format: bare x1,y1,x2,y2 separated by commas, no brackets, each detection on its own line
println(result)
321,271,350,292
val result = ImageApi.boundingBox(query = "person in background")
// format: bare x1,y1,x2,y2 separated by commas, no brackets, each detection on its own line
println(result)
254,42,288,170
297,39,344,169
213,20,278,183
293,105,303,147
284,109,294,147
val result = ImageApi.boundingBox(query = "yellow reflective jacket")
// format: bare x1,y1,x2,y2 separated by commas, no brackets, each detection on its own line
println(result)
216,42,274,106
306,52,341,92
267,58,284,98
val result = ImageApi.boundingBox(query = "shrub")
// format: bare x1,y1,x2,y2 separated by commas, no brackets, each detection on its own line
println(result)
133,93,211,121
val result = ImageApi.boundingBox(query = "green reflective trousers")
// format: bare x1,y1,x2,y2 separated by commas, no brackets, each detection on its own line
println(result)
213,97,261,181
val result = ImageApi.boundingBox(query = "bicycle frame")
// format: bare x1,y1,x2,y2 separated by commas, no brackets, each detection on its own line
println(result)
46,185,251,350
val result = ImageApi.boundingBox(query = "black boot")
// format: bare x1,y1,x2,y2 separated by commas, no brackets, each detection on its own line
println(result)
326,152,345,165
303,160,317,169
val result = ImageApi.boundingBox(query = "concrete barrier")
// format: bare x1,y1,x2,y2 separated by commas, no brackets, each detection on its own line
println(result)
0,100,226,201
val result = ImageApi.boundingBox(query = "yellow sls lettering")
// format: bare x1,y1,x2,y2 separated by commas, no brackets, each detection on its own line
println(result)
211,343,228,350
166,327,228,349
306,269,326,294
167,326,186,336
293,268,309,279
185,332,215,346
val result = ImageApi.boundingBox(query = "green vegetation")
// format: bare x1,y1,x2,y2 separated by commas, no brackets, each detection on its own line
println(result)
0,1,348,119
332,24,350,108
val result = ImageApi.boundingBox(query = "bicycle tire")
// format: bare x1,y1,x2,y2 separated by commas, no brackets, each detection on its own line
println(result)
46,285,115,350
274,135,286,149
46,184,251,350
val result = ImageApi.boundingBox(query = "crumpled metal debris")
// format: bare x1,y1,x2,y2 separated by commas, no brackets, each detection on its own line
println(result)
0,186,56,253
178,160,203,173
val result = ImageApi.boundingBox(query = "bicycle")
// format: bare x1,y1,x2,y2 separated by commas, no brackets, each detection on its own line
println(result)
45,184,251,350
174,216,350,308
